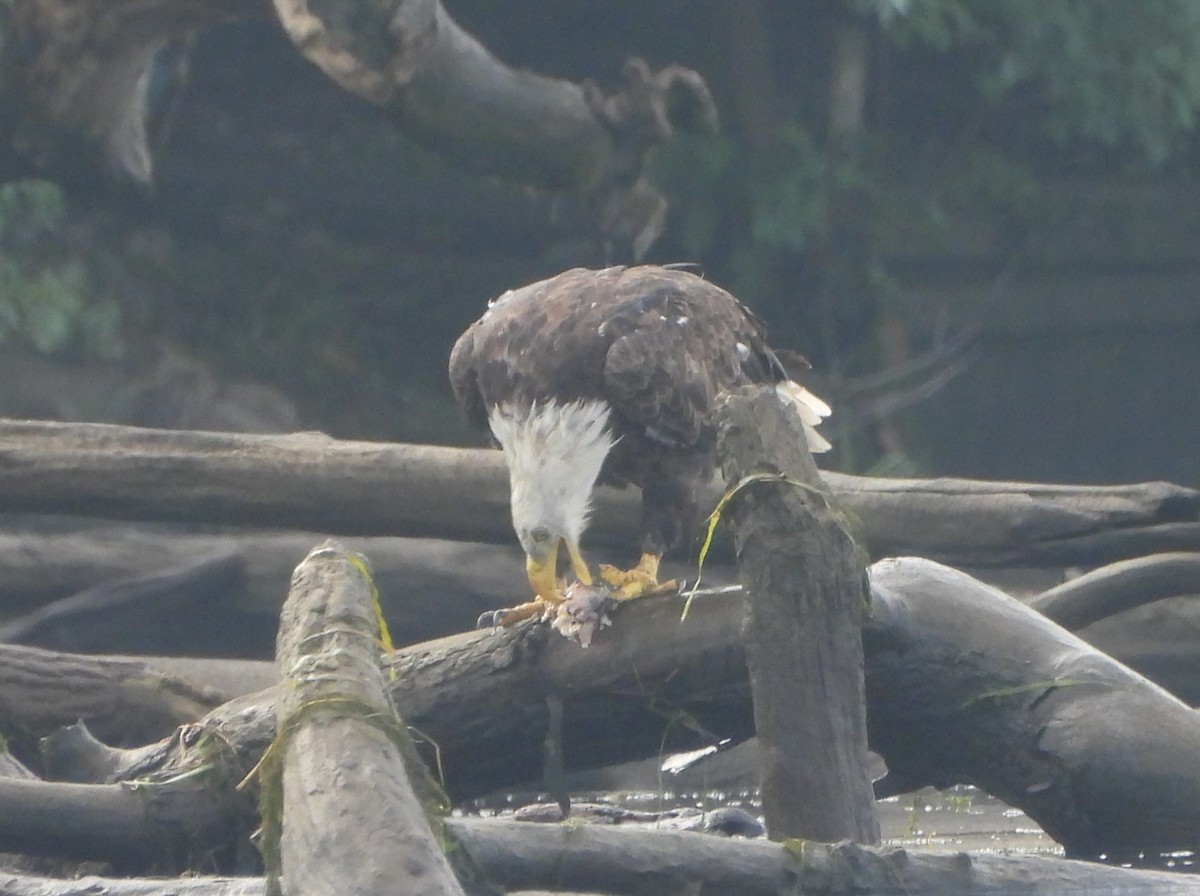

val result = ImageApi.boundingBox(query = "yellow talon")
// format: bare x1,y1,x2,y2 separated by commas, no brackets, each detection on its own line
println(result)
599,552,678,600
477,598,551,628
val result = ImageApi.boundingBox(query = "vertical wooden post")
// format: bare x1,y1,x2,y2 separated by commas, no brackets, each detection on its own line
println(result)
269,541,468,895
715,386,879,843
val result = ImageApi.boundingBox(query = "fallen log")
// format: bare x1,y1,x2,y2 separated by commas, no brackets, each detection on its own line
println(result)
264,541,465,895
0,524,537,652
0,551,245,653
450,818,1200,896
1024,552,1200,705
0,420,1195,567
7,519,1199,666
0,521,714,654
0,774,247,871
2,589,749,797
11,557,1200,861
9,541,1195,720
0,642,232,749
0,523,520,619
865,557,1200,860
830,476,1200,566
2,809,1198,895
0,872,262,896
0,650,274,784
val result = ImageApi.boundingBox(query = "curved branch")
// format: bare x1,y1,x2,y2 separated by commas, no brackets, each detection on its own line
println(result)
7,0,715,252
1028,552,1200,630
272,0,715,252
274,0,715,190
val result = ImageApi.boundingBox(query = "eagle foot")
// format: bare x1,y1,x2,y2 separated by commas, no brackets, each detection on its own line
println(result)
599,553,678,601
477,598,551,629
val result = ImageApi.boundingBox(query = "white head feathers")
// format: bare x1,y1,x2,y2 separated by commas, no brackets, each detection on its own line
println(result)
488,399,617,555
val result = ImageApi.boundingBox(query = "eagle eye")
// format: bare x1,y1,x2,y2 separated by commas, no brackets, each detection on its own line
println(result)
529,525,552,544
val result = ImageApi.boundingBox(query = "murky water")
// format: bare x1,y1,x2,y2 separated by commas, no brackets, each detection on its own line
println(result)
470,784,1055,848
470,783,1198,872
876,786,1062,856
581,785,1063,856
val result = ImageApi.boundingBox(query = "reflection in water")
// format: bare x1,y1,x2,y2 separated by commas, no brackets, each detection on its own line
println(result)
466,784,1200,872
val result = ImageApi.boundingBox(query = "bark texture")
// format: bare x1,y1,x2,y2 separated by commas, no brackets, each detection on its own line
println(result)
3,816,1198,895
5,0,713,252
266,541,464,895
715,385,878,843
0,419,1194,567
9,558,1199,860
865,557,1200,859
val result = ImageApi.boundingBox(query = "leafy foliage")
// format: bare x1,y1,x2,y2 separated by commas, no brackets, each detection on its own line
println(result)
655,1,1200,262
645,0,1200,472
877,0,1200,163
0,180,122,356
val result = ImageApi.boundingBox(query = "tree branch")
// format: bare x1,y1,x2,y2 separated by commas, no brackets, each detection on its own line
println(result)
6,0,715,250
1028,552,1200,630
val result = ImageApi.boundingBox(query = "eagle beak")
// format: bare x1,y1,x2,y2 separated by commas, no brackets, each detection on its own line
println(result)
565,538,593,585
527,547,562,605
527,537,593,604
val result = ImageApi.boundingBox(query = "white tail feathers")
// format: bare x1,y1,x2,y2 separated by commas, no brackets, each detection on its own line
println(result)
775,381,833,453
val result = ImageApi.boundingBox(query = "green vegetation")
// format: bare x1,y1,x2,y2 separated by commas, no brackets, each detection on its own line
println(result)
0,180,122,357
649,0,1200,289
6,0,1200,472
641,0,1200,471
879,0,1200,162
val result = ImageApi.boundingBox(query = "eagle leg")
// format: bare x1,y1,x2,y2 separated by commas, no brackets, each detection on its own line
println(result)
479,538,600,629
599,552,679,601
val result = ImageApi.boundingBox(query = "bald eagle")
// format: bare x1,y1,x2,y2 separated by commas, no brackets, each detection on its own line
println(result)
449,265,830,627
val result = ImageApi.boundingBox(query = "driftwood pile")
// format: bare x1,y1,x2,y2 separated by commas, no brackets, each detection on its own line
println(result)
2,401,1200,893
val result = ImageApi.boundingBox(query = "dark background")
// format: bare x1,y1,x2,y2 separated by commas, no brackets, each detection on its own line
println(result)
5,0,1199,487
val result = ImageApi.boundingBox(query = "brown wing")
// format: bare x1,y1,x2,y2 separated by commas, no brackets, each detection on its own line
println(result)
448,325,489,433
600,267,783,449
448,268,628,434
449,265,784,446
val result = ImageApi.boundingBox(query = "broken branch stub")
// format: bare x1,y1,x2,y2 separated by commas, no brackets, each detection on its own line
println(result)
714,384,879,844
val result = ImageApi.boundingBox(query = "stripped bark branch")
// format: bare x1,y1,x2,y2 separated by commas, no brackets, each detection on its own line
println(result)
0,420,1194,567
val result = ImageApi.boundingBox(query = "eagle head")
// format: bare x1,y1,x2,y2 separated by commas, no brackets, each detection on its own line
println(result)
488,399,617,604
